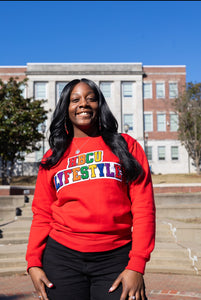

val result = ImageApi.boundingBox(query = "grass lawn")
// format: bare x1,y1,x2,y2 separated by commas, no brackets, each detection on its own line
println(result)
0,173,200,186
152,173,201,184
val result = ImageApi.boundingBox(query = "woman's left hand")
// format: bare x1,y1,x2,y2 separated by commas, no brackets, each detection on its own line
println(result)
109,269,147,300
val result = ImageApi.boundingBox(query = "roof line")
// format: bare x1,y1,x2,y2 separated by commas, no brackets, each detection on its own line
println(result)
0,66,26,68
143,65,186,67
27,62,143,65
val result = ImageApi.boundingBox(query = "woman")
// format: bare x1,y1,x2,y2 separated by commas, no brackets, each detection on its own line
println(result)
26,78,155,300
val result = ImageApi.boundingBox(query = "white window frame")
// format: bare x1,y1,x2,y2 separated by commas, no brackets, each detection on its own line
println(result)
143,82,152,99
100,82,112,99
34,82,47,100
123,114,134,131
170,113,179,132
158,146,166,160
169,82,178,99
20,83,26,98
122,82,133,98
157,113,166,132
171,146,179,160
144,113,153,132
146,146,153,161
56,82,68,104
156,82,165,99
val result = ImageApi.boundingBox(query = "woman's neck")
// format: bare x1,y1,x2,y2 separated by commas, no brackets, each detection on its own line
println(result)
73,127,100,138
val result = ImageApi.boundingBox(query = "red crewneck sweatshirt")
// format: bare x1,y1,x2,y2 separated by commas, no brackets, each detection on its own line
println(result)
26,134,155,274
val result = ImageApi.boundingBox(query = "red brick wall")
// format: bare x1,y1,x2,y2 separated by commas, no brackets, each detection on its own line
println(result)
143,66,186,140
153,185,201,194
0,67,27,81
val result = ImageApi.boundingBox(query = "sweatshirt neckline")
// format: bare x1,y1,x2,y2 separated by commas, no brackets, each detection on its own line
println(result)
73,136,102,141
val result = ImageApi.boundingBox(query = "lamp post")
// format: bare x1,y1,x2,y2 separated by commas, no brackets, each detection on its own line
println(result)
124,124,129,134
41,123,46,156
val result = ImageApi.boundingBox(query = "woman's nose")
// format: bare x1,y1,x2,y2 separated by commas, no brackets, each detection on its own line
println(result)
79,97,88,107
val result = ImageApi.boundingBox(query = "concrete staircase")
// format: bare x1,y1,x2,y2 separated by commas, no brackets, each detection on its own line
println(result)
146,193,201,276
0,193,201,276
146,220,201,275
0,197,33,276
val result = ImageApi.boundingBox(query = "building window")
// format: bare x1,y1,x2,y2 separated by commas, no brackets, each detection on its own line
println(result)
143,83,152,99
100,82,111,99
158,146,166,160
122,82,133,98
34,82,47,99
171,146,179,160
20,84,26,98
56,82,68,104
144,113,153,132
123,114,133,130
36,147,43,162
156,82,165,98
157,113,166,131
170,113,179,131
146,146,152,161
169,82,178,98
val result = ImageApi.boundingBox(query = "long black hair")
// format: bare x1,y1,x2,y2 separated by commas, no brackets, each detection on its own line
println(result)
41,78,142,183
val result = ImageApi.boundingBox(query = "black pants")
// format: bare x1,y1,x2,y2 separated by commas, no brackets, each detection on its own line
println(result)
43,237,132,300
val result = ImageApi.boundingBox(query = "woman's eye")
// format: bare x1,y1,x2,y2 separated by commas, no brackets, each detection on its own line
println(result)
71,98,79,103
87,97,97,102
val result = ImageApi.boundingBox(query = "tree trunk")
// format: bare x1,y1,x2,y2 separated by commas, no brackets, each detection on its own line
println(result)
195,156,200,175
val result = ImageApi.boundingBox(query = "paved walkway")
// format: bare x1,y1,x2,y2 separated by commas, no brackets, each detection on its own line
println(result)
0,273,200,299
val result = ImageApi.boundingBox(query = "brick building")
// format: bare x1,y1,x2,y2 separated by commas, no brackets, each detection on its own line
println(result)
0,63,194,175
0,66,27,82
142,65,189,173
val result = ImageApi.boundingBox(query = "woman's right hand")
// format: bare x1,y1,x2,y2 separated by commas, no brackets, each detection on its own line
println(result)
29,267,54,300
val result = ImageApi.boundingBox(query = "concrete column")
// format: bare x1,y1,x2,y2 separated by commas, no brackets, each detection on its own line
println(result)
135,78,144,142
113,81,122,132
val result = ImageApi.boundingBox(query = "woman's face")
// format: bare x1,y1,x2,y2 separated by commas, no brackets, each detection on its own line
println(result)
68,82,99,137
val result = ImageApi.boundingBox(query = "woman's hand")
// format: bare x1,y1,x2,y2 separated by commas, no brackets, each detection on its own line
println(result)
109,269,147,300
29,267,53,300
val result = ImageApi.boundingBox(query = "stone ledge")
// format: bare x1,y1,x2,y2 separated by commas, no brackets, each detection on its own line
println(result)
0,184,201,195
153,184,201,194
0,186,35,196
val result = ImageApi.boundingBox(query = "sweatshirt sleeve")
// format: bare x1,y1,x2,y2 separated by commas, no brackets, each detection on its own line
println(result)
26,163,57,271
125,138,155,274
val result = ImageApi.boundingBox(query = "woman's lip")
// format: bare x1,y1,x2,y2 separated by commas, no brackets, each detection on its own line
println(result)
76,111,92,116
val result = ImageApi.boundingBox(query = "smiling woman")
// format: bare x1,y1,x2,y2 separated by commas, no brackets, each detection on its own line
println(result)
26,78,155,300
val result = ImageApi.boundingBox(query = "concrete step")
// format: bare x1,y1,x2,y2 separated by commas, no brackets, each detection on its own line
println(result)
16,216,33,221
148,256,192,268
22,211,32,217
156,206,201,219
1,221,32,232
0,257,27,268
146,264,198,276
154,193,201,205
0,243,27,258
155,237,175,243
0,205,32,222
152,247,189,258
0,266,27,276
175,227,201,243
0,196,25,208
0,208,17,220
156,227,172,236
0,237,28,245
0,231,29,238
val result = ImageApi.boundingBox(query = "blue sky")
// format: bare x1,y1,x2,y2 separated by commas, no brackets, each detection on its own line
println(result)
0,1,201,82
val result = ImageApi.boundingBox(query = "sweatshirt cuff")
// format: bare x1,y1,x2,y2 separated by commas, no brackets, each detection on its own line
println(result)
27,257,43,273
125,256,147,274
